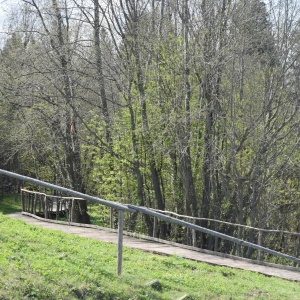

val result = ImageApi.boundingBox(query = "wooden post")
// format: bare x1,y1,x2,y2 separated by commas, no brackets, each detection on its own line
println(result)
27,193,31,213
21,190,25,212
26,193,29,213
70,198,74,223
56,199,60,220
50,197,54,216
38,194,42,214
24,192,27,212
237,226,242,257
117,210,124,276
33,193,37,215
67,199,72,222
192,219,196,247
30,193,33,214
295,234,300,268
28,193,31,212
110,207,114,229
237,243,241,257
153,216,157,238
45,196,48,219
186,226,190,245
214,221,218,252
42,194,45,217
257,230,263,261
24,191,26,210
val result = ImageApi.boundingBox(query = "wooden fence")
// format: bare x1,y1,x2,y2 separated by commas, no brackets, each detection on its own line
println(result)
148,208,300,264
21,189,86,222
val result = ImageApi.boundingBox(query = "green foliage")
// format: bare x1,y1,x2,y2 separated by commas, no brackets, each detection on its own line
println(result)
0,214,300,299
81,114,139,204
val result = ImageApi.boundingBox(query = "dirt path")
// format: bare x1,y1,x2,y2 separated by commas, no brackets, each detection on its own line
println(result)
7,212,300,281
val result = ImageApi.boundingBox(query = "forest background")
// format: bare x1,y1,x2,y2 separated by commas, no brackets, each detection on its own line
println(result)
0,0,300,259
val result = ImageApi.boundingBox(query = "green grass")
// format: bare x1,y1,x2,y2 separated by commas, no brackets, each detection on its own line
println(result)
0,193,22,214
0,213,300,300
1,195,300,299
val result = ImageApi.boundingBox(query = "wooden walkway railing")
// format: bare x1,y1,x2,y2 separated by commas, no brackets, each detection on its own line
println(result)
148,208,300,264
21,189,86,222
0,169,299,276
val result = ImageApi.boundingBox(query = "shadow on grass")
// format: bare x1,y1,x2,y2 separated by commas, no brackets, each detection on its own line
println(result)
0,193,22,214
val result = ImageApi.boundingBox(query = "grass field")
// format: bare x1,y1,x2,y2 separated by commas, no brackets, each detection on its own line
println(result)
0,194,300,299
0,192,22,214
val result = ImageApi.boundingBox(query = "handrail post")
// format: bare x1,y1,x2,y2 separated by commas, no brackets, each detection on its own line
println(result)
117,210,124,276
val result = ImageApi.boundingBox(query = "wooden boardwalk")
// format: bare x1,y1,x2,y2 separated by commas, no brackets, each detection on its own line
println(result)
8,212,300,281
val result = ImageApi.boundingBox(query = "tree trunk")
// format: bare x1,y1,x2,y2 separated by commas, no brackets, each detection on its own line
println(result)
52,0,89,223
180,0,198,223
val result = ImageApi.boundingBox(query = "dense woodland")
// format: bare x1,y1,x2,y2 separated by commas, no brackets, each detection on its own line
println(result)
1,0,300,257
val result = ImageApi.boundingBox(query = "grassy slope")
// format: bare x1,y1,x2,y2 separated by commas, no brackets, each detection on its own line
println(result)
0,193,22,214
0,195,300,299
